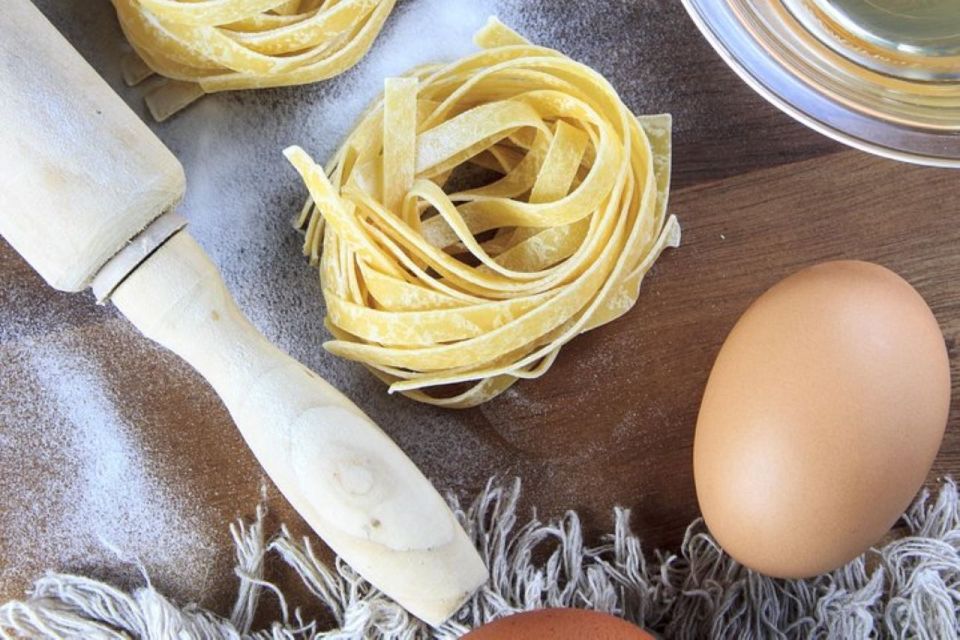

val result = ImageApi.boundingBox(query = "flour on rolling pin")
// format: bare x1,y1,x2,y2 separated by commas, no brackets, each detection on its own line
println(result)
0,8,183,292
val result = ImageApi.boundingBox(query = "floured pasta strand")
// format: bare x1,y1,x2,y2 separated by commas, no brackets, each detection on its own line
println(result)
285,17,681,409
111,0,396,120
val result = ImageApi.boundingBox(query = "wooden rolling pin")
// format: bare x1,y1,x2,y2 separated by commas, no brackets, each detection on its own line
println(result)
0,0,486,625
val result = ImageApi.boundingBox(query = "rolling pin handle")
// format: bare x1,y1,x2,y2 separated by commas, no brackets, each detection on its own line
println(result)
110,228,487,625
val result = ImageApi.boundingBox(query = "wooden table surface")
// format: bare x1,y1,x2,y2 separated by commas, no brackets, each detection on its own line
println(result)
2,0,958,628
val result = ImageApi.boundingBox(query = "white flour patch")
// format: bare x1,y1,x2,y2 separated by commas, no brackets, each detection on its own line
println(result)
0,333,215,597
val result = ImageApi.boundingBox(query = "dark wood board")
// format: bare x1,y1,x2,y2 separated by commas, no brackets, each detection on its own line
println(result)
478,150,960,551
1,0,957,629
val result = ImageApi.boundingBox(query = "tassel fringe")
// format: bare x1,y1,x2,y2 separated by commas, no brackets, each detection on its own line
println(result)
3,478,959,639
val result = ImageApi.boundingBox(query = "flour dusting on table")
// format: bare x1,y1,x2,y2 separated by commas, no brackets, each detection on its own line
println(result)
2,0,685,609
0,329,216,596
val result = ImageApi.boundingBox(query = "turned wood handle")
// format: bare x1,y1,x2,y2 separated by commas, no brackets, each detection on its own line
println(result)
111,230,487,625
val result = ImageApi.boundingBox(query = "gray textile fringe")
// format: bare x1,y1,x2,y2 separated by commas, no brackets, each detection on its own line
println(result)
3,478,960,639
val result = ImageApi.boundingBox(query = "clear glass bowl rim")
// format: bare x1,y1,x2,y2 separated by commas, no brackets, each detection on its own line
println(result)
680,0,960,169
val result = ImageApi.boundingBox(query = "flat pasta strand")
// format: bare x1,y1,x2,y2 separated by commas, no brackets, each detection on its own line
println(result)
111,0,396,120
286,18,680,408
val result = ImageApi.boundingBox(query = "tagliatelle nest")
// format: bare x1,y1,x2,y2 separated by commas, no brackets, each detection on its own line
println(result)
112,0,396,120
285,18,680,409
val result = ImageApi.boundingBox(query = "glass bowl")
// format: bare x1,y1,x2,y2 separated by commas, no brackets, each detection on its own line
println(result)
680,0,960,167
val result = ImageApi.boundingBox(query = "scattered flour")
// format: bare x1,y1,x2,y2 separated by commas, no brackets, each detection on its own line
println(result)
2,0,527,609
0,329,216,599
3,0,695,610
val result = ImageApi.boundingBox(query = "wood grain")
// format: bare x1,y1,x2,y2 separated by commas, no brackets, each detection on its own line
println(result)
476,150,960,551
1,0,956,630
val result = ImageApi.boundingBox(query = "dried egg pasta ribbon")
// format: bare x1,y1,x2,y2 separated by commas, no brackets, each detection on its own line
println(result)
285,18,680,408
111,0,396,120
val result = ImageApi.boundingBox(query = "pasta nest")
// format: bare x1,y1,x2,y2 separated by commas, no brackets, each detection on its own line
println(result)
112,0,395,119
285,18,680,409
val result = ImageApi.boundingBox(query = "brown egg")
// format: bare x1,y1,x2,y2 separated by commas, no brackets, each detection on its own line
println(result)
462,609,654,640
694,261,951,578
